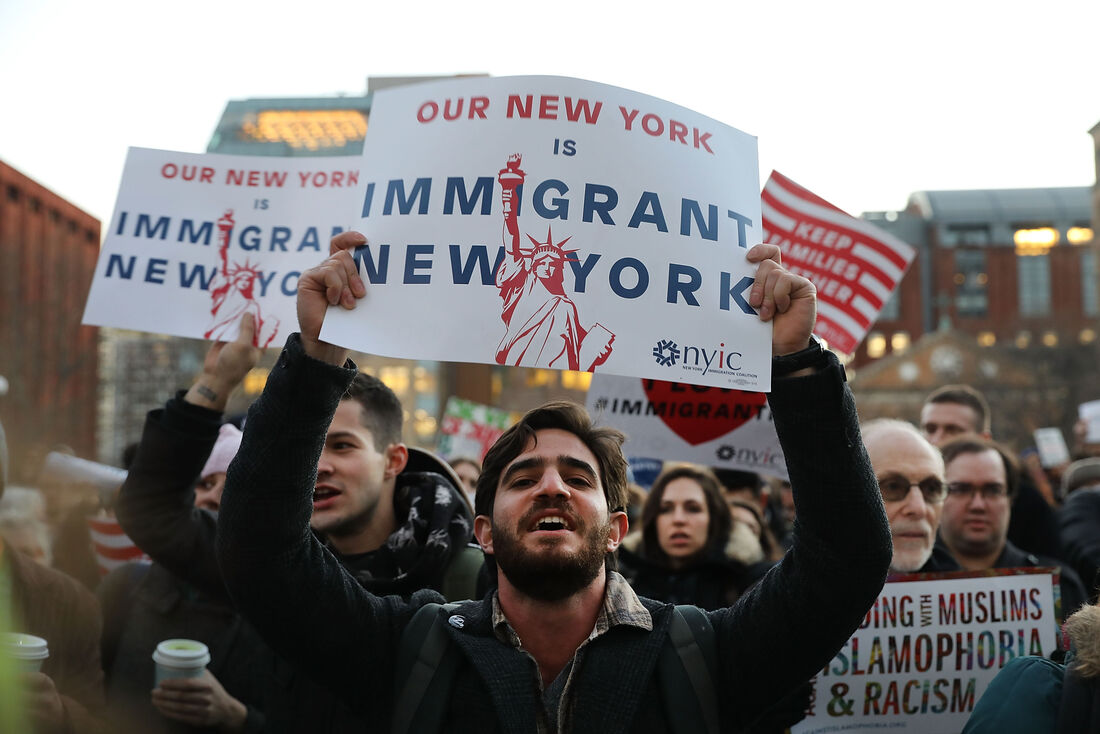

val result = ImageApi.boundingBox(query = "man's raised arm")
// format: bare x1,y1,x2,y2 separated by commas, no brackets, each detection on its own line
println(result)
115,313,259,596
711,244,893,727
214,233,424,708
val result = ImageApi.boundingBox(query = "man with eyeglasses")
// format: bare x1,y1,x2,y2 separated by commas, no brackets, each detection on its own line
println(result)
861,419,960,574
938,436,1086,621
920,383,1062,560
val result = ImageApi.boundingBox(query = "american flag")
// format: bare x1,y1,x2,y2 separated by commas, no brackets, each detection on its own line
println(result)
87,515,147,575
761,171,915,355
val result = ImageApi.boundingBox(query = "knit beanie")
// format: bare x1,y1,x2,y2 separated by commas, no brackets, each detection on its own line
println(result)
1063,457,1100,496
201,423,243,480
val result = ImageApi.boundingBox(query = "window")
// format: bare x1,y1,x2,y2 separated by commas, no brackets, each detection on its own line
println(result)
1017,253,1051,317
878,287,901,321
866,332,887,359
945,225,991,246
955,249,988,317
1083,250,1098,317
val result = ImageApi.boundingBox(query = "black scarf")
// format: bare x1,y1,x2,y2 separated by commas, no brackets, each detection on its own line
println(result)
336,471,472,597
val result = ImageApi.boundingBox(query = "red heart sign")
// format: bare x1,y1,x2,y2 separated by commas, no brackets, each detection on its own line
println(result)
640,379,768,446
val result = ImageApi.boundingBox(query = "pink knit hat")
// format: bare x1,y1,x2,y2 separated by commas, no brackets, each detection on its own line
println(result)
201,424,243,480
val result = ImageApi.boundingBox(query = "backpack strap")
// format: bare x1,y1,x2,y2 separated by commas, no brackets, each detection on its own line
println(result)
441,544,484,602
659,605,720,734
391,601,462,734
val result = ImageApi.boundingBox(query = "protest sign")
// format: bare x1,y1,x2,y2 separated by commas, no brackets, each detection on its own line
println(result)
761,171,915,355
585,372,787,479
1080,400,1100,444
1033,427,1070,468
792,569,1059,734
436,397,517,461
83,147,362,344
320,75,771,390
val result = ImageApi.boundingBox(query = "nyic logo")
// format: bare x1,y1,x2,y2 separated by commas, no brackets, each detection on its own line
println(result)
652,339,680,367
651,338,742,376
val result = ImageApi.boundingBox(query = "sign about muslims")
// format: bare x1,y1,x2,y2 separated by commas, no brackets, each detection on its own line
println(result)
437,397,517,462
82,147,362,345
761,171,915,355
584,372,787,479
319,75,771,390
792,569,1059,734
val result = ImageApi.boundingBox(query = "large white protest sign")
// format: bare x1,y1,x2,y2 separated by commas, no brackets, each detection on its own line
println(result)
83,147,362,344
584,373,788,479
761,171,915,355
793,569,1059,734
320,76,771,390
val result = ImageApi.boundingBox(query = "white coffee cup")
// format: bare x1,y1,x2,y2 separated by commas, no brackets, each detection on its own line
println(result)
152,639,210,685
2,632,49,673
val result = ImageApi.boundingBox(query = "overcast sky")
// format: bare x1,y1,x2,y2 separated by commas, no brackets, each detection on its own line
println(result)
2,0,1097,229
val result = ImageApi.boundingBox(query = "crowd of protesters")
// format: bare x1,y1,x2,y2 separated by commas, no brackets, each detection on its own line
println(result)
3,236,1100,732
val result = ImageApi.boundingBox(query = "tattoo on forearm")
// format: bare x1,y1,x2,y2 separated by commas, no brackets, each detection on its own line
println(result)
196,385,218,402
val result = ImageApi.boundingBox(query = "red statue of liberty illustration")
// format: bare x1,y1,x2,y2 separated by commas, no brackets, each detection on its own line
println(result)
494,155,614,371
204,210,280,347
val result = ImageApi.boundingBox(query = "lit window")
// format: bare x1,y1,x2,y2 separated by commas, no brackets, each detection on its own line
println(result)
891,332,911,353
1068,227,1094,245
1041,331,1059,347
240,109,368,150
1014,227,1059,254
525,369,557,387
866,332,887,358
380,366,410,394
977,331,996,347
414,371,435,393
243,367,269,394
561,371,593,391
413,415,438,438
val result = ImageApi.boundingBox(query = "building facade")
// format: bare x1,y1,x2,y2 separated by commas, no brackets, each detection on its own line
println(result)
0,160,100,482
850,185,1100,450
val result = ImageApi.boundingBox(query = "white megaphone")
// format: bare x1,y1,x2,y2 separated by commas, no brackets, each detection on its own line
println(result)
39,452,128,509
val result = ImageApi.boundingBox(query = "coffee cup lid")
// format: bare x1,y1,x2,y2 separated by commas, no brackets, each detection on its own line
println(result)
1,632,49,660
153,639,210,667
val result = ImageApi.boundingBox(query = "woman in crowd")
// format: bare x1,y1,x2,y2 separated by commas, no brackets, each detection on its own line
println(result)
727,498,786,564
618,464,774,610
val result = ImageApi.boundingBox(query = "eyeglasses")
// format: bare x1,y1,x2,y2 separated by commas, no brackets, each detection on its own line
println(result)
946,482,1008,500
877,474,947,504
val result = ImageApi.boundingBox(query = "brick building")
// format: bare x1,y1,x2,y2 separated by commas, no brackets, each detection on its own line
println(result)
848,183,1100,449
0,160,100,482
856,186,1095,365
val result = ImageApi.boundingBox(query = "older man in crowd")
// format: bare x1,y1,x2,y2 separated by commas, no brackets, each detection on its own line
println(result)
862,419,959,574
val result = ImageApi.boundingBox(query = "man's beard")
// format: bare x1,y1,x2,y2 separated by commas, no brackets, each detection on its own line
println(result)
492,505,611,602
